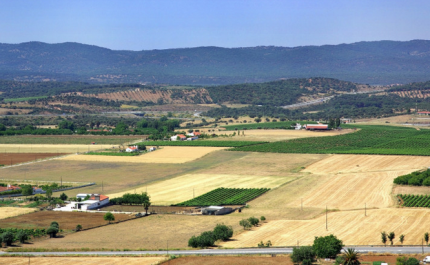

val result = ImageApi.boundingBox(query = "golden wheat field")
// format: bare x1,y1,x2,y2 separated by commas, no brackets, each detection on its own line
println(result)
0,144,117,153
221,208,430,247
303,154,430,174
1,257,167,265
196,129,353,142
0,207,36,219
108,173,294,205
60,146,227,163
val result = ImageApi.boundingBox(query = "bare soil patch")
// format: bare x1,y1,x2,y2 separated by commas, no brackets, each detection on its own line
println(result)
0,211,134,230
394,185,430,195
0,153,68,165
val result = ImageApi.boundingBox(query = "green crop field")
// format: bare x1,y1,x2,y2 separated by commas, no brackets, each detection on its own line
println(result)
174,187,270,206
3,96,48,102
399,194,430,208
141,140,267,147
232,125,430,156
222,121,316,131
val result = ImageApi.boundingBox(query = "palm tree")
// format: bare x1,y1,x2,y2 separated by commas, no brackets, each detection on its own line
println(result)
343,248,360,265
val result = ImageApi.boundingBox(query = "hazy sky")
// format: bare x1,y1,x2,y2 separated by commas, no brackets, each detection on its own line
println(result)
1,0,429,50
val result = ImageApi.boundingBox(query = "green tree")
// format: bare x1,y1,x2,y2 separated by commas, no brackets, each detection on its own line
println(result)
1,231,14,246
312,234,343,259
335,118,341,128
239,219,251,230
260,216,266,222
381,231,387,246
0,123,6,131
388,232,395,246
425,232,429,245
397,257,408,265
254,118,262,123
291,246,316,264
104,212,115,224
50,221,59,229
328,118,335,129
45,188,53,199
213,224,233,241
47,226,59,238
343,248,360,265
16,230,29,243
248,216,259,226
21,186,33,197
76,224,82,231
399,234,405,245
406,258,420,265
60,192,68,201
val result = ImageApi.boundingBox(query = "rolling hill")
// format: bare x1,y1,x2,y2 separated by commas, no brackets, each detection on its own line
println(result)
2,40,430,85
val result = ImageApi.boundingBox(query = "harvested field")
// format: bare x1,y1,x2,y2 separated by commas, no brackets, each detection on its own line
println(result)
0,135,144,145
0,144,117,153
196,129,353,142
286,171,403,209
0,211,134,230
0,153,67,165
163,256,292,265
303,154,430,174
108,173,293,205
61,146,227,163
22,214,243,250
221,208,430,247
199,152,327,176
1,150,247,197
0,207,36,220
3,257,167,265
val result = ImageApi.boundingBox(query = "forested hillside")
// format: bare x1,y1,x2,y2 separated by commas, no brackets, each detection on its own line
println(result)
2,40,430,85
206,78,358,105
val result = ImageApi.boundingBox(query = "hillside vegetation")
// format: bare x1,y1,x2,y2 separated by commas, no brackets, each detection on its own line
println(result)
3,40,430,85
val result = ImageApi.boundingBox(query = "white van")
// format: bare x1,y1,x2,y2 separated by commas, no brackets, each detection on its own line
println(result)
423,256,430,263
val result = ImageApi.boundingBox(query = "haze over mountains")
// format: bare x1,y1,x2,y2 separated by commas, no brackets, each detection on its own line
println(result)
1,40,430,85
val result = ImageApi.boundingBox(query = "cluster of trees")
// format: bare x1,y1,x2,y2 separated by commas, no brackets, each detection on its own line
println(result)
381,231,405,246
188,223,233,248
239,216,263,230
47,221,60,238
110,192,151,214
393,169,430,186
292,235,344,264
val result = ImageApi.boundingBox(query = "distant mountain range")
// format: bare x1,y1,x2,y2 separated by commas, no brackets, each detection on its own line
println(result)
1,40,430,85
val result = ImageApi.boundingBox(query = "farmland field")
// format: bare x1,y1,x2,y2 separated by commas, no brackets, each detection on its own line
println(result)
20,214,243,250
221,121,315,130
0,207,36,220
221,208,430,247
232,125,430,155
61,146,227,163
0,144,118,153
108,173,292,205
0,211,134,230
174,188,270,206
197,129,353,142
3,257,168,265
0,153,68,165
142,140,267,147
0,135,144,145
398,194,430,207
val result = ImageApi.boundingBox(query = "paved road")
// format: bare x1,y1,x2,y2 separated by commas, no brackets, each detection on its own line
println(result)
2,246,430,256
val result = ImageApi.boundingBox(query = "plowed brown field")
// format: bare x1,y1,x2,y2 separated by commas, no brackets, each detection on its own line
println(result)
0,153,68,165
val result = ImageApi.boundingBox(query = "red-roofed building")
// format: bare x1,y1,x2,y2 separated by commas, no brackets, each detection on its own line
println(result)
126,145,139,152
0,185,21,193
418,111,430,115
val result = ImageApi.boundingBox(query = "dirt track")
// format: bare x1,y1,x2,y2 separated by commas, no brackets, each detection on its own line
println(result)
0,153,68,165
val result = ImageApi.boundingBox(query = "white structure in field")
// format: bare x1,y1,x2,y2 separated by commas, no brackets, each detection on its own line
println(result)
55,194,109,211
126,145,139,152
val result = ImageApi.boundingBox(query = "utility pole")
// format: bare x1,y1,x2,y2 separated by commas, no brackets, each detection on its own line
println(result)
193,188,195,198
365,203,367,217
423,239,424,254
102,181,103,193
61,176,62,187
167,240,169,255
301,198,303,211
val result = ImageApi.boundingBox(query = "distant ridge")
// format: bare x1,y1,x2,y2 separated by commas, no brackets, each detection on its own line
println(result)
1,40,430,85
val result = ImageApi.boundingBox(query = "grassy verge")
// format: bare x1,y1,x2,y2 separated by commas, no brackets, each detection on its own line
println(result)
3,96,48,102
